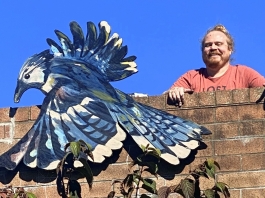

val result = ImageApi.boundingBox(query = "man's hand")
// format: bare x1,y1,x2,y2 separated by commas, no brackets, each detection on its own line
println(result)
163,87,193,107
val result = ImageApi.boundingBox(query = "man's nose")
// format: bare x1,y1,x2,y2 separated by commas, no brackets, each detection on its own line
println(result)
210,43,218,49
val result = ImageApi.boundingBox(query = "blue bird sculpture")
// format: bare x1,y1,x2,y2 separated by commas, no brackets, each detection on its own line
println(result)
0,21,211,170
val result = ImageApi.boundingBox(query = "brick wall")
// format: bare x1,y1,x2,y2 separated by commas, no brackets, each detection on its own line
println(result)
1,87,265,197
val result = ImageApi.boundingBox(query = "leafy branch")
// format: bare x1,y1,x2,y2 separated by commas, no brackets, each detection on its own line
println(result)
56,140,94,198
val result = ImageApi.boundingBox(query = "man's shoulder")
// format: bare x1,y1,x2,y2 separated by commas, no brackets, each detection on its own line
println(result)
187,67,206,74
232,64,251,69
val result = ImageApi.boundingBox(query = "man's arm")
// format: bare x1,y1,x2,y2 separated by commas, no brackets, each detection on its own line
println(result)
164,72,194,107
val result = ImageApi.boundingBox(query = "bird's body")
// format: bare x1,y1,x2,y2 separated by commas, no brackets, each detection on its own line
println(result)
0,21,211,170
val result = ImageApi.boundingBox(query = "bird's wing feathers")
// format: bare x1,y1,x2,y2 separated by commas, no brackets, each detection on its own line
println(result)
113,102,210,165
47,21,137,82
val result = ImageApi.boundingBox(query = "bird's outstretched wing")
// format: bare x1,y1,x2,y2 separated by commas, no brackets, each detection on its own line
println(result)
0,95,128,170
47,21,137,82
0,20,211,170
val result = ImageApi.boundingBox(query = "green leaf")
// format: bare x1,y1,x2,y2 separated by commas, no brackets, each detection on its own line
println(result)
215,182,230,197
206,158,215,168
180,179,195,198
122,174,135,192
205,158,219,179
70,141,81,158
69,191,79,198
142,178,157,194
205,166,215,179
204,189,215,198
78,139,93,151
77,158,93,189
146,147,161,159
26,192,37,198
141,144,149,152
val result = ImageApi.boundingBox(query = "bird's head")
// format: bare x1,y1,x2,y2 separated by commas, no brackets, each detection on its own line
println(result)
14,50,53,103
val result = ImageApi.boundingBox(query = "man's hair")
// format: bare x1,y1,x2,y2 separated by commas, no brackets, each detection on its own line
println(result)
201,24,235,52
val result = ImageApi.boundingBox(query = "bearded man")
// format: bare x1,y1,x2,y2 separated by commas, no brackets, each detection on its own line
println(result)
165,24,265,107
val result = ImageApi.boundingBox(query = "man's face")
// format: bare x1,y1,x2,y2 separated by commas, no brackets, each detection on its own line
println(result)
202,31,232,68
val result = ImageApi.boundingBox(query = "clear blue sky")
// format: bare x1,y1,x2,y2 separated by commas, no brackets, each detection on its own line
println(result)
1,1,265,108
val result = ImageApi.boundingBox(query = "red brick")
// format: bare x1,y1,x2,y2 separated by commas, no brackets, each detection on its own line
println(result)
237,104,265,121
14,121,34,139
172,108,216,124
81,181,113,197
232,88,249,103
214,155,241,172
4,124,11,138
0,108,11,122
249,87,264,103
93,164,130,181
214,137,265,155
239,120,265,136
217,171,265,188
0,125,5,138
196,141,213,157
201,124,214,140
198,91,216,106
242,188,265,198
15,107,30,122
30,106,41,120
214,122,239,139
148,95,165,110
216,106,238,122
181,92,199,108
227,189,241,198
44,185,59,198
216,90,232,105
241,153,265,171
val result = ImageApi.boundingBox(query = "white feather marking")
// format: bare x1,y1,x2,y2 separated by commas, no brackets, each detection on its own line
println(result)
81,97,95,106
168,144,191,159
93,145,112,157
27,158,37,168
91,150,105,163
100,21,111,33
73,104,92,116
161,153,180,165
44,160,61,170
130,135,155,149
122,62,137,68
113,123,127,141
114,38,122,48
181,140,199,149
105,138,123,150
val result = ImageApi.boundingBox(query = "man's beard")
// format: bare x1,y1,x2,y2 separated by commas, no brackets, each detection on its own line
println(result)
203,55,229,68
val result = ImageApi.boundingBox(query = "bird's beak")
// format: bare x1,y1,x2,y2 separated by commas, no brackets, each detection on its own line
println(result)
14,81,28,103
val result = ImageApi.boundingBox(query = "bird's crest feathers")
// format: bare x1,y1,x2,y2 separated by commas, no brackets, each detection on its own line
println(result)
46,21,137,82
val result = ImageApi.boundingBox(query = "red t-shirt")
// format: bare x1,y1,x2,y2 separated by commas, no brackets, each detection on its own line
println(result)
171,65,265,92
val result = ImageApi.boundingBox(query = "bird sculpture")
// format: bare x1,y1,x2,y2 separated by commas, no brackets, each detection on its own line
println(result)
0,21,211,170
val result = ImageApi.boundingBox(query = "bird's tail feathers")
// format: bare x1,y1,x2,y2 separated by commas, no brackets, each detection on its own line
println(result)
46,21,137,82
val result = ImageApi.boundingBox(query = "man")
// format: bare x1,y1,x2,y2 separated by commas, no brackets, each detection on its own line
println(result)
165,24,265,107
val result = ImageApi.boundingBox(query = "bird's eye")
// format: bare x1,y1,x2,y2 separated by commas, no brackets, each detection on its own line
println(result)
24,74,30,79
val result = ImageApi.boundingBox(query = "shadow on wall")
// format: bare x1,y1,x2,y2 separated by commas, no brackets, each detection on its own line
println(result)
0,130,208,184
